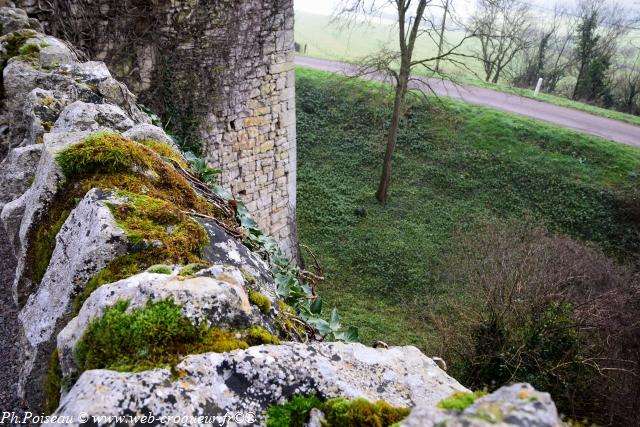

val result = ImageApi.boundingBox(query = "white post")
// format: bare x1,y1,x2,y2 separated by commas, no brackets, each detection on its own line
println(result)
534,78,543,97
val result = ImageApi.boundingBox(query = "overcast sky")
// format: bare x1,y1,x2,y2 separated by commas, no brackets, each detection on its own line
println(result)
294,0,640,16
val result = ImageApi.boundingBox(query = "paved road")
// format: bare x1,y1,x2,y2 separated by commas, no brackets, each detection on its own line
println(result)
296,56,640,148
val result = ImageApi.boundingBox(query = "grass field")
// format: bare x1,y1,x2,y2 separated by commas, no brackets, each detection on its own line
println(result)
296,67,640,350
295,11,640,127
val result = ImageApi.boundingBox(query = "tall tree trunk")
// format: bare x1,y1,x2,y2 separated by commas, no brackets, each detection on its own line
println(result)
435,0,450,73
376,76,407,203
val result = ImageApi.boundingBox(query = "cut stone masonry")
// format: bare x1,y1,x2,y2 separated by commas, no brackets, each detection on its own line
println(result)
16,0,298,257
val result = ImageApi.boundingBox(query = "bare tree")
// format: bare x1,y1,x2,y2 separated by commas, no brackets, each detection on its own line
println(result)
511,4,573,92
470,0,533,84
335,0,472,203
614,49,640,114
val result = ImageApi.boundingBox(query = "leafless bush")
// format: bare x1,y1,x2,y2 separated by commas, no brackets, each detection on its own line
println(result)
428,221,640,425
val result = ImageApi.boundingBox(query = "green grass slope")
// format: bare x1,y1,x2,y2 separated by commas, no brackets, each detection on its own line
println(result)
296,68,640,348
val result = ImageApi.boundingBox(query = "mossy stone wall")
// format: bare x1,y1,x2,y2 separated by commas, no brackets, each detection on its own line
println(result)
17,0,298,257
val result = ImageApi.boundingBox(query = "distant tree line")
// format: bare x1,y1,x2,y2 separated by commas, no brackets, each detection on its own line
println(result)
470,0,640,114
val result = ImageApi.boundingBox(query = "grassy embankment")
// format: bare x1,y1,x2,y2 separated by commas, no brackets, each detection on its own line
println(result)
296,67,640,349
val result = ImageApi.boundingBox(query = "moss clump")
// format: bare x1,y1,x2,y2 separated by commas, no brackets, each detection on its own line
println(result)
178,263,210,277
24,205,71,291
17,42,46,62
240,268,257,284
25,132,220,289
266,395,323,427
71,193,209,314
139,139,189,170
109,192,208,260
437,391,488,411
147,264,173,274
55,132,214,213
74,299,249,375
1,29,36,65
322,398,411,427
266,395,410,427
246,325,280,346
44,349,62,414
248,290,271,314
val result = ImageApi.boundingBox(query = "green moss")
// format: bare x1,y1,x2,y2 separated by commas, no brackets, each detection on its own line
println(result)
248,290,272,314
266,395,410,427
25,132,220,291
1,30,36,65
71,193,210,314
322,398,410,427
138,139,189,170
110,192,208,260
246,325,280,346
74,299,249,375
55,132,216,213
44,350,62,414
178,263,210,277
437,391,488,411
42,120,54,131
147,264,173,274
40,95,56,107
17,42,46,61
266,395,323,427
240,268,257,284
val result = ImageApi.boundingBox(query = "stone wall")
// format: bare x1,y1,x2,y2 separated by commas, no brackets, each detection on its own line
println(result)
17,0,298,257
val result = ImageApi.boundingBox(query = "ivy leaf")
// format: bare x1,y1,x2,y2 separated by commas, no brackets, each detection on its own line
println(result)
310,298,323,315
333,326,359,343
329,308,341,331
306,317,331,336
276,275,292,298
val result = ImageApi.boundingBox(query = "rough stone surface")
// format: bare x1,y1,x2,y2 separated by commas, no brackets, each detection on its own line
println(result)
0,144,42,211
123,123,176,148
199,218,277,299
401,384,562,427
17,188,128,409
17,0,298,257
4,130,103,306
52,100,134,133
51,343,468,425
57,268,275,381
0,5,41,35
0,217,28,415
1,27,146,154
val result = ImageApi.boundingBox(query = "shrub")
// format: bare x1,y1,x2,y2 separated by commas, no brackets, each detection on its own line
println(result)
429,221,640,425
